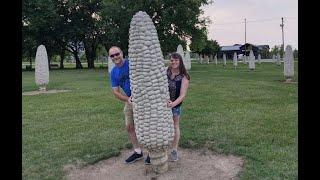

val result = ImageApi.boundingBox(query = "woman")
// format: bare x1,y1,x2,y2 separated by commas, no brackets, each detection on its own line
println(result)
167,52,190,161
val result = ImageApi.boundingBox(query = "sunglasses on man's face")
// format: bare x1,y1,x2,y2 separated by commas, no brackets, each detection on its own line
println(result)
110,52,120,58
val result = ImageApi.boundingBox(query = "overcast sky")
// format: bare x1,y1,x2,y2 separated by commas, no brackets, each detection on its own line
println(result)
201,0,298,50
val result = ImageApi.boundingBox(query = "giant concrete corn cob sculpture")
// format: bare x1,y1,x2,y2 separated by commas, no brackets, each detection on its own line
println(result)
35,45,49,91
128,11,174,174
284,45,294,82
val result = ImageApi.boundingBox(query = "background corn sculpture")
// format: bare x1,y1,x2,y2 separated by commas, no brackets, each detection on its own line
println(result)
128,11,174,174
283,45,294,82
233,52,238,69
223,53,227,67
35,45,49,91
248,50,256,70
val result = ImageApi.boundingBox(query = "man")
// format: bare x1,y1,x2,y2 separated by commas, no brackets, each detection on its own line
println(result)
109,46,150,164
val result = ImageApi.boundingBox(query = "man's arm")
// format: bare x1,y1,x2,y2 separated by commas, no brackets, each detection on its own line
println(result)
112,87,130,103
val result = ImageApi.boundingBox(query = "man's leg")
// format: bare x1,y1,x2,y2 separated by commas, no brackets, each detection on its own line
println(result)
124,103,143,164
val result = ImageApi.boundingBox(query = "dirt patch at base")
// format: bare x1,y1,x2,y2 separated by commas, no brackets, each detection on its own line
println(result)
65,148,244,180
22,89,71,96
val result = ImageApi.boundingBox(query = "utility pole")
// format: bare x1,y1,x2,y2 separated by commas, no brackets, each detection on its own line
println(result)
280,17,284,59
244,18,247,63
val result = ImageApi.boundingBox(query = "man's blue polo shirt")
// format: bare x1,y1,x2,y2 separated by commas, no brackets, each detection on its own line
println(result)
110,59,131,97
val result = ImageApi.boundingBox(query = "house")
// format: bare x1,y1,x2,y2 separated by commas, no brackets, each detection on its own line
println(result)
219,43,270,59
218,44,242,59
256,45,270,58
239,43,259,57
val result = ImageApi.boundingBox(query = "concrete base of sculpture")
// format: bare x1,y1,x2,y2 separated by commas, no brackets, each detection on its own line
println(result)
284,78,296,84
39,86,47,91
149,150,168,174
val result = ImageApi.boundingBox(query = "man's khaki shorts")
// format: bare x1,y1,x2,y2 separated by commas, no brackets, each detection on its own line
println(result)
123,103,134,126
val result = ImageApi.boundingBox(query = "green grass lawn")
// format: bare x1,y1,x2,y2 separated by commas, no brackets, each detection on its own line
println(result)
22,61,298,179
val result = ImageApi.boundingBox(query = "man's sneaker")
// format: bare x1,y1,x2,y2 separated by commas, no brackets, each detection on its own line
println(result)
170,150,179,161
144,155,151,165
124,151,143,164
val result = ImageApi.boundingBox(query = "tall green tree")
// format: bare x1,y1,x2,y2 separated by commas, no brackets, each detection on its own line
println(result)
80,0,104,69
189,27,207,58
271,45,279,56
293,49,298,59
101,0,212,56
22,0,59,68
201,39,220,56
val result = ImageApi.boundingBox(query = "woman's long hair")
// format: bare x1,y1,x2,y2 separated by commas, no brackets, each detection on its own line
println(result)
168,52,190,80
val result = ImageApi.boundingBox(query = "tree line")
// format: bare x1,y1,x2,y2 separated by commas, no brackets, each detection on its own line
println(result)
270,45,298,59
23,0,220,69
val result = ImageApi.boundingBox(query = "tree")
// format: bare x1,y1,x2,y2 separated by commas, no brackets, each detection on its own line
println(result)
189,27,207,57
22,0,60,69
23,0,213,69
201,39,220,56
101,0,212,56
271,45,279,55
293,49,298,59
22,24,37,69
80,0,104,69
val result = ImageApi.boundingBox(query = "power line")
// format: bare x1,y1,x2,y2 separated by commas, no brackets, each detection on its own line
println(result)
247,18,279,23
213,21,243,25
213,17,297,26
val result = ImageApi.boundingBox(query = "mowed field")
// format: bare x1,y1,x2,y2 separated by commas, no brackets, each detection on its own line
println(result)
22,61,298,179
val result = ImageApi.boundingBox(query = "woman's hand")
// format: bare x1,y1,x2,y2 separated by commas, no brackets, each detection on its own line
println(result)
167,100,174,108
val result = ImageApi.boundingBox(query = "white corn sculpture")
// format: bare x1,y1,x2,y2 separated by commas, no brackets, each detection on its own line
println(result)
258,54,261,64
176,44,185,64
276,53,281,66
205,55,209,64
177,44,184,57
214,54,218,65
248,50,255,70
223,53,226,67
272,54,276,63
184,51,191,70
233,52,238,69
284,45,294,82
128,11,174,174
35,45,49,91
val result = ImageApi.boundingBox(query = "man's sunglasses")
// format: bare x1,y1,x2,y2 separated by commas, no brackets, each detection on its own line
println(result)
110,52,120,58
